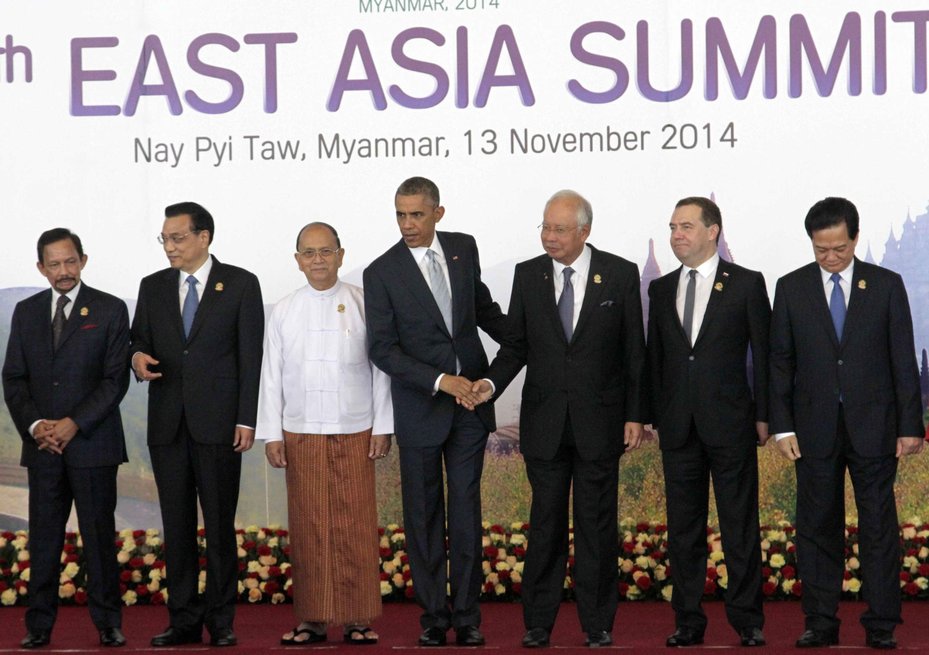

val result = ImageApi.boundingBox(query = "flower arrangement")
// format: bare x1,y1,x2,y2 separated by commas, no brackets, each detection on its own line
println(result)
2,519,928,607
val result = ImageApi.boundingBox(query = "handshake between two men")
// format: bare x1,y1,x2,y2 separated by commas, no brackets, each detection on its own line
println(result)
439,374,493,411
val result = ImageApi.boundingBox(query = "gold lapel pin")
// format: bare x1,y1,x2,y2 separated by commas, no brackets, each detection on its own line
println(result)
79,307,89,316
593,274,602,284
215,282,224,292
337,304,346,313
858,280,867,290
714,282,724,291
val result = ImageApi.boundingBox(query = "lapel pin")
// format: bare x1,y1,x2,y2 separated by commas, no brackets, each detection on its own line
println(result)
593,274,602,284
452,255,459,261
714,282,724,291
858,280,867,289
214,282,224,292
337,304,346,313
722,271,729,277
80,307,89,316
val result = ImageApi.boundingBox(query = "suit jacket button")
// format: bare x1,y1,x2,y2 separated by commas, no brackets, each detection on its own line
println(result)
837,359,843,365
183,350,189,355
52,381,59,386
688,355,695,361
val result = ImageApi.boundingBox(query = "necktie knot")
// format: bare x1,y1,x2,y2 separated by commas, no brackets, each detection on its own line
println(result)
830,272,841,285
56,294,71,310
688,269,697,280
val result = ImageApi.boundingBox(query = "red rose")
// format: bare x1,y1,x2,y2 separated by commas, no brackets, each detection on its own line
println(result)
513,546,526,557
380,547,392,558
257,545,272,557
618,582,629,596
498,571,510,581
762,581,777,596
490,524,504,533
904,582,919,596
655,524,667,533
918,564,929,577
379,572,388,581
74,590,87,605
787,545,796,553
512,582,522,594
135,585,149,596
265,581,279,595
276,529,288,537
622,542,635,553
843,571,852,580
704,580,717,595
378,527,385,536
404,586,415,599
132,530,145,538
791,581,803,597
636,576,652,591
706,567,718,580
636,522,650,533
63,544,76,554
400,555,409,565
18,561,29,570
152,591,166,605
900,572,911,582
762,567,772,577
483,582,494,593
154,560,166,569
120,571,132,582
129,557,144,568
65,554,79,563
782,565,796,580
402,570,412,581
0,582,7,592
237,561,245,571
784,526,795,534
269,566,281,577
243,541,256,551
198,528,207,537
483,546,497,558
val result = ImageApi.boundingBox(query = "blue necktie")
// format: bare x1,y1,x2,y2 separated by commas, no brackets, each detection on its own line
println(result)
558,267,575,341
182,275,199,338
829,272,845,339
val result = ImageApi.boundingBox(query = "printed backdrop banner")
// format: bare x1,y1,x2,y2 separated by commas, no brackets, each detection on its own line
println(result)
1,1,927,530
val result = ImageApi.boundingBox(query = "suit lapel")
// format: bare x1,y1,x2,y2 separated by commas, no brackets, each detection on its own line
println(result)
662,266,690,344
160,268,186,343
691,261,728,348
804,264,840,349
535,258,564,341
55,285,93,351
842,258,867,347
572,247,605,343
187,256,222,343
395,240,450,336
36,289,55,352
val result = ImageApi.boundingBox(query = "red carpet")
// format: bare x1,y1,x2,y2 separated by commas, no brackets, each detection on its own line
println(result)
1,602,927,653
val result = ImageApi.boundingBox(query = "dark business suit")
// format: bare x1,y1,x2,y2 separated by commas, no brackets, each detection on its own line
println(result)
130,256,264,633
485,244,647,634
769,258,924,633
364,231,507,629
3,284,129,634
646,259,769,634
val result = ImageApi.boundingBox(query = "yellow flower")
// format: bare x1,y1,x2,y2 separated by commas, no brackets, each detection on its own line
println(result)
236,534,245,546
514,562,524,573
146,536,162,547
846,557,860,570
63,561,80,579
237,547,247,558
149,569,162,581
846,578,861,593
131,571,142,583
380,581,393,596
903,556,918,572
487,573,499,585
1,589,17,606
247,561,261,573
510,522,525,531
267,537,279,548
661,585,674,602
625,585,641,599
17,550,30,562
386,523,400,531
654,565,667,582
620,559,634,573
490,532,505,544
781,579,795,593
511,572,522,583
769,553,786,568
635,556,650,569
718,576,729,590
382,561,397,575
510,534,527,546
709,550,725,563
495,561,511,572
392,573,405,588
916,577,929,591
280,563,291,572
259,555,277,567
245,525,259,533
495,584,506,596
272,592,286,604
902,526,917,540
482,561,491,574
259,566,271,580
121,590,137,606
20,568,30,582
244,578,259,590
247,588,263,603
920,547,929,560
716,564,728,578
147,580,160,593
236,581,243,594
390,533,405,544
379,536,390,548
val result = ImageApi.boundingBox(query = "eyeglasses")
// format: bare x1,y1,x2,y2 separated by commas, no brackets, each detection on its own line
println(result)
538,223,580,235
297,247,341,260
157,230,201,245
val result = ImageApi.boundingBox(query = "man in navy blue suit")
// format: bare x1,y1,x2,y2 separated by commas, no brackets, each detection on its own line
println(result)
3,228,130,649
770,197,925,649
364,177,508,646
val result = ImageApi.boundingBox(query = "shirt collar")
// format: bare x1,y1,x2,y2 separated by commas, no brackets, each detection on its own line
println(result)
53,282,82,306
305,279,341,298
409,234,446,265
819,260,854,285
681,253,720,281
552,244,592,278
179,256,213,289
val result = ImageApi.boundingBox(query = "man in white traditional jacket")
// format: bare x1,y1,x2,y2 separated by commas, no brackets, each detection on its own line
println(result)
256,222,393,645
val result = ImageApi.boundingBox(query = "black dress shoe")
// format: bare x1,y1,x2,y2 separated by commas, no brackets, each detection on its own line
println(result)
151,626,203,647
100,627,127,647
666,626,704,647
739,627,765,647
585,631,612,648
210,628,238,647
456,626,485,646
865,629,896,650
522,628,550,648
796,628,839,648
21,631,51,649
418,627,447,647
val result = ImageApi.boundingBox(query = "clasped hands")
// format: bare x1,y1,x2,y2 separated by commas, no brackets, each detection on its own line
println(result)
33,417,79,454
441,375,493,410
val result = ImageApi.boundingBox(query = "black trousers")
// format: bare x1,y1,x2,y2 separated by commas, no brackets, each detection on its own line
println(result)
795,407,901,633
26,462,121,633
522,418,619,634
398,406,487,630
149,416,242,633
661,421,763,634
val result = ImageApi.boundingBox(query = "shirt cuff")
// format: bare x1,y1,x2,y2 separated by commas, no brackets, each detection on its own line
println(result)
483,378,496,395
774,432,795,441
28,420,43,437
433,373,444,395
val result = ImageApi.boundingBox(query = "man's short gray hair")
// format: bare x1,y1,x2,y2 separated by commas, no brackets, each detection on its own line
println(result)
544,190,592,228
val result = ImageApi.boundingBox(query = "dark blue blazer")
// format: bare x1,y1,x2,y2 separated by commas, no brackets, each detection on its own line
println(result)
485,245,648,461
647,259,770,449
769,259,924,457
363,231,507,445
129,256,264,445
3,284,130,469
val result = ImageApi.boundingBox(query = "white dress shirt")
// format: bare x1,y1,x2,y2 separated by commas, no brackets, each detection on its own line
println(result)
552,243,592,330
676,253,719,347
177,256,212,310
255,280,393,441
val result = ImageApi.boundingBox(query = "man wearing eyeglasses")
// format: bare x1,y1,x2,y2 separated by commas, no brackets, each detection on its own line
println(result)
363,177,508,647
129,201,264,648
475,190,647,648
256,222,393,645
